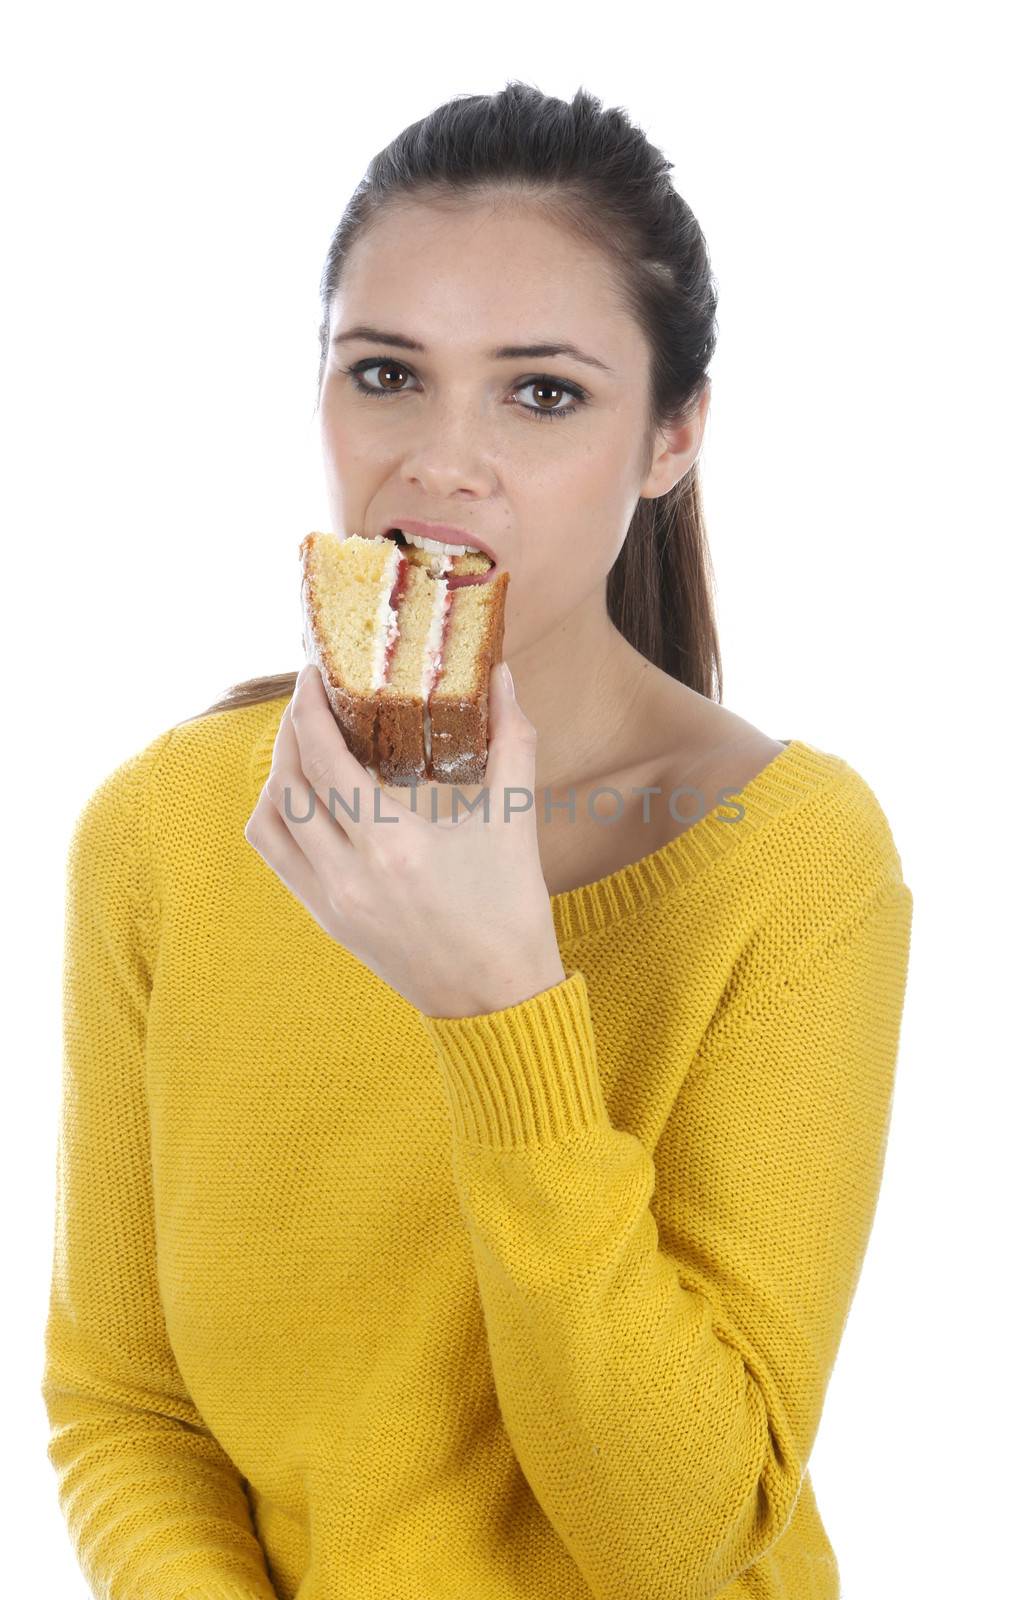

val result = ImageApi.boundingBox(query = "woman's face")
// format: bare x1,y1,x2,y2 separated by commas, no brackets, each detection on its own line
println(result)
317,197,698,657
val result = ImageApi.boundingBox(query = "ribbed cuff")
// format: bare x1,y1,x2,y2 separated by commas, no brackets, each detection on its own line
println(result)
418,969,611,1148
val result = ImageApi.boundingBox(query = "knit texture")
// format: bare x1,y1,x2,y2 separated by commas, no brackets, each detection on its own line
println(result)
41,700,913,1600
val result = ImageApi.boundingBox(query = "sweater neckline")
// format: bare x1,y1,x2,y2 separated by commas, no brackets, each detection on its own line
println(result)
249,708,844,946
544,737,843,943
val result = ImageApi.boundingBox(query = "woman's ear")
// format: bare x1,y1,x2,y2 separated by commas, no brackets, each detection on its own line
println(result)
639,381,711,500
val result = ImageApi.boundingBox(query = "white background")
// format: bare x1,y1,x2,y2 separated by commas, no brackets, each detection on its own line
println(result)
6,4,1018,1595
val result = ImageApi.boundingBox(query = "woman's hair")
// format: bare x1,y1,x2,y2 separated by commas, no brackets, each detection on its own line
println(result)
188,80,721,725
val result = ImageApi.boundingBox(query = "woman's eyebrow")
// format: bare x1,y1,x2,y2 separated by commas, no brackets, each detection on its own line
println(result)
331,325,615,375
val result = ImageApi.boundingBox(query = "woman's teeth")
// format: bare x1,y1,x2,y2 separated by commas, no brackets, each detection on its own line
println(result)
391,530,484,558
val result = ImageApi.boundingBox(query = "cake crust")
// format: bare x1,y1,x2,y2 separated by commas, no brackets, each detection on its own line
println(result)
376,693,428,785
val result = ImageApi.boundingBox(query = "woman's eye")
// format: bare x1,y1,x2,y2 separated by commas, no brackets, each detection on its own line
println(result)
347,360,411,397
341,359,587,422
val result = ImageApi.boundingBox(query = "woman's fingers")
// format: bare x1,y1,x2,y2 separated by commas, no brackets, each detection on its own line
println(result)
288,665,413,849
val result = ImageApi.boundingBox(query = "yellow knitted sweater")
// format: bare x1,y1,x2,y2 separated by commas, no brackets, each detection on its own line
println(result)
41,699,913,1600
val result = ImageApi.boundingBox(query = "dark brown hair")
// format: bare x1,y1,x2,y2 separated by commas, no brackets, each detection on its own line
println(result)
188,80,721,725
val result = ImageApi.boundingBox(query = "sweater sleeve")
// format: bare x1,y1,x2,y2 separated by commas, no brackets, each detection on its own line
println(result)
40,734,280,1600
417,881,913,1600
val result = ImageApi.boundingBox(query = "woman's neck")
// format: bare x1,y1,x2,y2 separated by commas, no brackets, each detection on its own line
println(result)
507,601,659,800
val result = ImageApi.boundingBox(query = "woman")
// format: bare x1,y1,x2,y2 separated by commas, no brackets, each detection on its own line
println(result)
42,83,913,1600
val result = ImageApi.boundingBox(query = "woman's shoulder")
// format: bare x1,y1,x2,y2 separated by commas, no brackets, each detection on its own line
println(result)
642,679,788,840
651,684,910,914
71,696,290,876
664,701,788,808
158,693,289,791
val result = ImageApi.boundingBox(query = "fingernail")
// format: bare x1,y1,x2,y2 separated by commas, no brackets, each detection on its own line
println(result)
499,661,515,697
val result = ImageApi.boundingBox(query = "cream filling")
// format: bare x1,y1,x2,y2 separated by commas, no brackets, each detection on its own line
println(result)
369,541,402,692
420,562,453,774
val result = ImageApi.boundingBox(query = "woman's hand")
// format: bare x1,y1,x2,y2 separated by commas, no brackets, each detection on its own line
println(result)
244,662,567,1018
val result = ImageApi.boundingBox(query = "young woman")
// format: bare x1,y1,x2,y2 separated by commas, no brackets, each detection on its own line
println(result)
42,83,913,1600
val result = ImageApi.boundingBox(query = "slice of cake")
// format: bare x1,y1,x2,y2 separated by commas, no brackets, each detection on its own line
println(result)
299,530,509,785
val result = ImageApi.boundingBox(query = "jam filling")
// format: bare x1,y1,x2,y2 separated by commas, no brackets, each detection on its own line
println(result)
380,548,410,683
